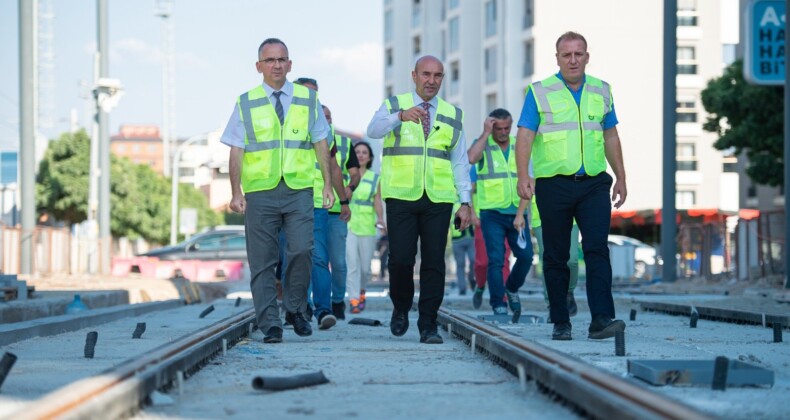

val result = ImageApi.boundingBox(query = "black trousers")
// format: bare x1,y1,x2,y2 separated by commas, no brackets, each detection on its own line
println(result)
386,193,452,333
535,173,615,324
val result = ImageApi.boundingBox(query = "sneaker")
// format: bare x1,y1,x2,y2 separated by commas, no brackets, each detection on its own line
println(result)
588,315,625,340
318,312,337,330
493,306,508,315
350,299,361,314
472,287,484,309
552,322,572,341
504,290,522,314
567,292,578,317
332,302,346,320
263,326,283,343
359,290,366,311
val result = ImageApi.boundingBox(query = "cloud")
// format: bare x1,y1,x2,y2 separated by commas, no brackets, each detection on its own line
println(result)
309,43,382,85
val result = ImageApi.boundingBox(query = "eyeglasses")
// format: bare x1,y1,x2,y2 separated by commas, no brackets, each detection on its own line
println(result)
295,77,317,86
259,57,289,65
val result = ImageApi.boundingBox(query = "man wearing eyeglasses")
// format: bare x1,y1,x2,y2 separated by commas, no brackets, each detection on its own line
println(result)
367,55,472,344
221,38,335,344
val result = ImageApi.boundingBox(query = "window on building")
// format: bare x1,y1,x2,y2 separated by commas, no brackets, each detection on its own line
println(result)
676,98,697,123
677,0,698,27
147,144,157,153
722,44,736,66
485,1,497,37
722,156,738,172
384,10,393,42
449,61,460,96
676,190,696,208
523,40,534,77
441,29,446,60
485,46,497,84
523,0,534,29
412,0,422,28
385,85,393,98
132,145,140,153
747,185,757,198
117,144,126,153
677,143,697,171
449,0,459,9
677,46,697,74
386,48,393,67
486,93,497,113
449,17,460,53
413,35,422,57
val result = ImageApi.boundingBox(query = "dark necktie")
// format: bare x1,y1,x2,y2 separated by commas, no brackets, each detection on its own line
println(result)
421,102,431,140
272,91,284,124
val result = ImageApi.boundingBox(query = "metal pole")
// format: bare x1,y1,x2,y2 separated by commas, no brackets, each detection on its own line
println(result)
87,53,100,274
784,0,789,289
19,0,36,275
170,134,207,245
160,14,170,177
97,0,111,275
661,0,678,283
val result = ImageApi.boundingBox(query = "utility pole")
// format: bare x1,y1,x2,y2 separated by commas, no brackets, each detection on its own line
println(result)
97,0,111,275
155,0,176,178
19,0,36,275
661,0,678,283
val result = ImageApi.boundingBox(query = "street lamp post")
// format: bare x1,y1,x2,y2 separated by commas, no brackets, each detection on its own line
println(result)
170,133,208,245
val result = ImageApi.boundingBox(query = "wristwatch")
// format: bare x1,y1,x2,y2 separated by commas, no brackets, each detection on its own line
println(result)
339,199,350,205
460,202,470,207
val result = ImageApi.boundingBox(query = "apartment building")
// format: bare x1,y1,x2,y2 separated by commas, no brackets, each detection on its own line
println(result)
382,0,740,212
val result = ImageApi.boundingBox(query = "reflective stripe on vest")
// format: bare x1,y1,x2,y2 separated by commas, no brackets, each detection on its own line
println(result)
238,84,317,192
313,132,353,210
475,135,520,210
349,171,379,236
530,74,610,178
380,93,462,203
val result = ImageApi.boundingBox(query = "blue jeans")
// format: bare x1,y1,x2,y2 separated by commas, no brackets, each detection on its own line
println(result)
310,209,332,317
480,210,534,310
327,213,348,304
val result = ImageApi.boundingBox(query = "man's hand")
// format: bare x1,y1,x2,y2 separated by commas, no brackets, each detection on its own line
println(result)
611,178,628,209
482,117,496,135
229,194,246,214
513,213,526,231
322,184,335,209
470,211,480,227
455,204,472,231
340,204,351,222
400,106,428,125
517,177,535,200
376,218,387,234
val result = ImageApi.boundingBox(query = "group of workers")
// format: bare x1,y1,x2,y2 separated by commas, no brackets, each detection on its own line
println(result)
222,30,628,344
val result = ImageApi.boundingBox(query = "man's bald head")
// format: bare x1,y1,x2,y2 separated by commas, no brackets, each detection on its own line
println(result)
412,55,445,102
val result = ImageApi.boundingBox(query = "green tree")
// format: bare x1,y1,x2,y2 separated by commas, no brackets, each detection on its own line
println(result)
701,59,784,186
37,129,221,243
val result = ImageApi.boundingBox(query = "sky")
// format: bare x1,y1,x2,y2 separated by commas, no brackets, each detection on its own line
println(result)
0,0,384,151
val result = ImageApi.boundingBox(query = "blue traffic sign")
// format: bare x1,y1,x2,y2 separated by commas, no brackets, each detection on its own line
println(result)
745,0,785,85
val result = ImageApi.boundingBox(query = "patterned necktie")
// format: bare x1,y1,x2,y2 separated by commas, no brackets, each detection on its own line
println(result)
272,91,284,124
421,102,431,140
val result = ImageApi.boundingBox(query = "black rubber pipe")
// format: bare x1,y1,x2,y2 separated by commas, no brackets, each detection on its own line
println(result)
84,331,98,358
712,356,729,391
0,352,17,392
252,371,329,391
132,322,146,339
690,311,699,328
235,297,241,307
348,318,381,326
774,322,783,343
629,309,637,321
199,305,215,319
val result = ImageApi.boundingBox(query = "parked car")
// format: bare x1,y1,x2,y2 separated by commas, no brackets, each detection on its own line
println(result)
608,235,662,278
139,226,246,261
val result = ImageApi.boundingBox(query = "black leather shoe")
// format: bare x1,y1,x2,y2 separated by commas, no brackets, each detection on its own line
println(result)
332,302,346,320
552,322,572,340
390,310,409,336
289,312,313,337
263,326,283,343
567,293,578,317
588,315,625,340
419,329,443,344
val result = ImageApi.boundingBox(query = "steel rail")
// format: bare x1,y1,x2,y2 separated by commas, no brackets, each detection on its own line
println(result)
437,308,712,420
9,308,256,420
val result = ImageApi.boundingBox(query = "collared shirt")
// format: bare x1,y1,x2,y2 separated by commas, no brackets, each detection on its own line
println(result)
366,92,472,203
221,80,331,148
517,73,619,175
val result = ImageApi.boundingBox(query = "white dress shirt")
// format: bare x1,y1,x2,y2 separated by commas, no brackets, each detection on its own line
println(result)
221,80,330,148
366,92,471,203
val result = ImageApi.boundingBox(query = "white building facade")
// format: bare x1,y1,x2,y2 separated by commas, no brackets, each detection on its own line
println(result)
382,0,740,212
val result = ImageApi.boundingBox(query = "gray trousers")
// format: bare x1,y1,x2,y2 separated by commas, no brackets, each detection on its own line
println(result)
245,180,314,332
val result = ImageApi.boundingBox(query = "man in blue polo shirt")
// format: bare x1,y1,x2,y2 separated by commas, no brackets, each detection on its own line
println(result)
515,31,627,341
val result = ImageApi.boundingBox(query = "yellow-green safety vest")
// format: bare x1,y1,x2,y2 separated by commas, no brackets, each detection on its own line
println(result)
349,170,380,236
475,135,520,210
380,93,463,203
238,84,317,193
313,130,352,210
529,74,611,178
